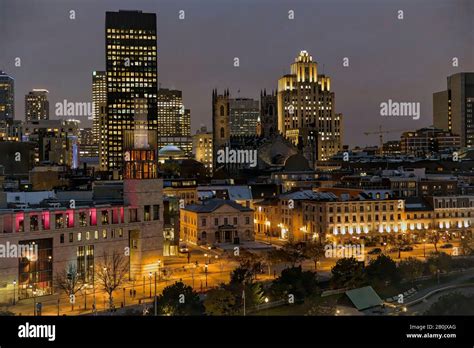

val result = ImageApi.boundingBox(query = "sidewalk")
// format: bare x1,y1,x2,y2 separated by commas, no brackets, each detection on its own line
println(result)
1,257,239,316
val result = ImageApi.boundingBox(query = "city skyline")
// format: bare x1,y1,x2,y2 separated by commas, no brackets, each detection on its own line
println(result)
1,0,474,333
1,0,473,147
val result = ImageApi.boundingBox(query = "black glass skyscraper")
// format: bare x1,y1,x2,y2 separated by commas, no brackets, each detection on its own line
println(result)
105,10,158,173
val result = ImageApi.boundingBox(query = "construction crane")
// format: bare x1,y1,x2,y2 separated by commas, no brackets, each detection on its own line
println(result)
363,125,407,155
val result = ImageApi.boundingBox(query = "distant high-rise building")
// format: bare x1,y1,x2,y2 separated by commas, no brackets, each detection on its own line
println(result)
0,71,14,121
105,10,158,173
229,98,259,136
78,128,99,158
157,88,192,156
92,71,106,145
21,119,79,167
277,50,343,166
259,89,277,139
433,73,474,148
25,89,49,121
400,126,461,156
192,125,213,176
98,102,108,171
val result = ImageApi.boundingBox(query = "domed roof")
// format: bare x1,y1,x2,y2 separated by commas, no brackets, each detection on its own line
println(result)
159,144,184,156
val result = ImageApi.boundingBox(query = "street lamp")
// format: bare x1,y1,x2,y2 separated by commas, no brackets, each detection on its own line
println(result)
265,221,271,244
12,280,16,305
154,272,158,317
33,289,37,316
204,264,208,288
191,264,196,288
157,260,162,281
148,272,152,298
422,239,426,258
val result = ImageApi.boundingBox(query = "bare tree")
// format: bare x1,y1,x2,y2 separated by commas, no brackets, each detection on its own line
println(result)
302,240,326,271
460,234,474,255
388,235,411,259
429,231,441,253
55,263,85,311
95,250,129,311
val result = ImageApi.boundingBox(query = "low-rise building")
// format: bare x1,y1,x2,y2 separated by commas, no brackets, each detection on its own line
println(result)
180,199,254,246
0,178,164,303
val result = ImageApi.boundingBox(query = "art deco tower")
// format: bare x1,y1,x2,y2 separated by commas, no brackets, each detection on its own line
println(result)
277,51,342,167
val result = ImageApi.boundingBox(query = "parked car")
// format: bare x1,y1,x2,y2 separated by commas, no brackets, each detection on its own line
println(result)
440,243,453,249
400,245,414,251
368,248,382,255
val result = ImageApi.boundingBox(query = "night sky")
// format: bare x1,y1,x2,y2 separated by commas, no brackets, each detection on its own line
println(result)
1,0,473,147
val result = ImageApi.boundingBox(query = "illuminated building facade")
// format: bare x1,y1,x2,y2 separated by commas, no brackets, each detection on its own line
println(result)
277,51,343,166
0,180,164,303
25,89,49,121
192,126,213,176
92,71,106,146
105,10,158,173
229,98,259,136
0,71,14,121
157,88,192,156
21,119,79,168
400,127,461,156
254,193,474,243
180,199,254,245
123,99,158,180
433,73,474,148
78,128,99,158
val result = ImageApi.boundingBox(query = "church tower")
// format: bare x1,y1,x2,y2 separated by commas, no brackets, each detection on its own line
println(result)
260,89,278,139
212,89,230,173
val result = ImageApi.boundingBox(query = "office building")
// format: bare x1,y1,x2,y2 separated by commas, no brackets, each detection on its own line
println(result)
0,71,14,121
229,98,259,136
400,127,461,156
92,71,106,145
157,88,192,156
105,10,158,173
78,127,99,158
25,89,49,121
277,50,343,166
192,126,213,176
21,119,79,167
433,73,474,148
